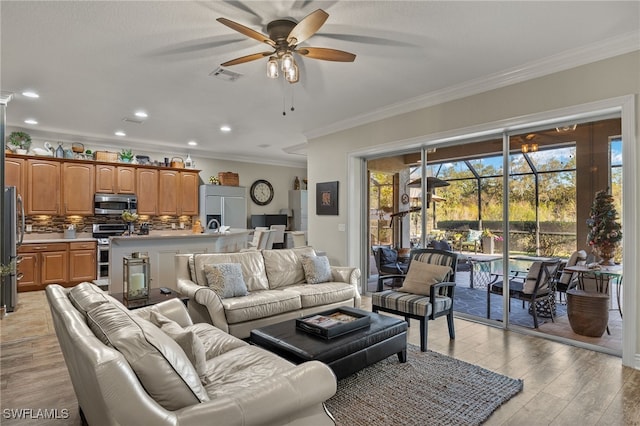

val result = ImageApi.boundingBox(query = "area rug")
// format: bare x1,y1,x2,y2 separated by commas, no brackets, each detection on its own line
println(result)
325,345,523,425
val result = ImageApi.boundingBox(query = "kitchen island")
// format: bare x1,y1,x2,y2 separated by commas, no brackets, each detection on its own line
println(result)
109,229,250,294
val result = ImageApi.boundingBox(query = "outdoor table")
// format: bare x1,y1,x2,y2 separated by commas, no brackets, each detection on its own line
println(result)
563,264,623,317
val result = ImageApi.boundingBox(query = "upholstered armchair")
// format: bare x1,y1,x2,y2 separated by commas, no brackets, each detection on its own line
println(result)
372,249,458,351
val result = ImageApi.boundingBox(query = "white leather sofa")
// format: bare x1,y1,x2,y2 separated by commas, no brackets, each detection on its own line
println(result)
176,247,361,339
46,283,337,426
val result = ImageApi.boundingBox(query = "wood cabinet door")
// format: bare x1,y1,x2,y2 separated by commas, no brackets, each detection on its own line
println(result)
62,163,95,215
136,168,158,215
95,164,116,193
41,251,68,285
117,167,136,194
27,159,60,215
69,249,96,283
5,157,26,202
158,170,179,215
16,252,38,292
179,171,200,215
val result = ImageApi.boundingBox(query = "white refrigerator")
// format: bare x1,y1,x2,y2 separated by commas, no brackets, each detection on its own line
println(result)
2,186,24,313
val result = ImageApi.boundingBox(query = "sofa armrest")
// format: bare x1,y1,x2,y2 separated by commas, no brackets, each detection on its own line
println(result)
331,266,361,286
192,287,231,334
174,361,336,426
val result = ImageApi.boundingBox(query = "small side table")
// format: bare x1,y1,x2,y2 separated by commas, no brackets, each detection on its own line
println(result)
567,289,609,337
111,288,189,310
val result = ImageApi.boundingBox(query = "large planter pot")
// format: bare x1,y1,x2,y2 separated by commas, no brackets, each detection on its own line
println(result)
481,236,494,254
567,289,609,337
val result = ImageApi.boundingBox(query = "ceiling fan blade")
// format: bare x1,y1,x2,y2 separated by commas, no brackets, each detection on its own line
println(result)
296,47,356,62
217,17,275,47
287,9,329,45
221,51,273,66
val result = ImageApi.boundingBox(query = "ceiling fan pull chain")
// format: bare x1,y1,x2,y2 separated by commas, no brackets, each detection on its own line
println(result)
290,84,295,112
282,78,287,116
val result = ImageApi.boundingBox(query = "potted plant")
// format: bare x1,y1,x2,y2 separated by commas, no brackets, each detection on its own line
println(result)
481,229,503,254
7,131,32,154
119,148,134,163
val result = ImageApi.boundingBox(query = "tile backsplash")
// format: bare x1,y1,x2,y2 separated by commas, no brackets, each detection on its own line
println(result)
25,215,194,234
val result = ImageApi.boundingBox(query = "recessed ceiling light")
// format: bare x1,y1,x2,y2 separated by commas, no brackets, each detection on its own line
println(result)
220,125,231,133
115,131,126,137
24,119,38,125
134,111,148,118
22,91,39,98
188,141,198,146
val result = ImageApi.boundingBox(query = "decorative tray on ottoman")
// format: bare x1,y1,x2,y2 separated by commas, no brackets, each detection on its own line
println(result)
296,307,371,339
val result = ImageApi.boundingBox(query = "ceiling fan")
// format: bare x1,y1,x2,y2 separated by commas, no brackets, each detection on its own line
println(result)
217,9,356,84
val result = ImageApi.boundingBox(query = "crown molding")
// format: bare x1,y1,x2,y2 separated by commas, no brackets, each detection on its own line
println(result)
305,32,640,140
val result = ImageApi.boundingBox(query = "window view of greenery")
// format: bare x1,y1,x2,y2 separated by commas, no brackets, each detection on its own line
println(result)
370,172,394,246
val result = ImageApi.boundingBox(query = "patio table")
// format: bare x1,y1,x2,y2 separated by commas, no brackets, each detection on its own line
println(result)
564,264,623,317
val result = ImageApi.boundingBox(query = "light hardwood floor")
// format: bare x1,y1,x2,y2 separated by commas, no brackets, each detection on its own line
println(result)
1,291,639,425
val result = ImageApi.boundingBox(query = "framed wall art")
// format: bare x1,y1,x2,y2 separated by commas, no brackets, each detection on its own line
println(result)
316,181,339,215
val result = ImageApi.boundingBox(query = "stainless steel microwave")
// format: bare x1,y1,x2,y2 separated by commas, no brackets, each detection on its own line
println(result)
94,193,137,215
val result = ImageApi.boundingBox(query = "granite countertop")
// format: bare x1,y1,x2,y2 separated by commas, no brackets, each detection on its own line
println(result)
22,233,96,244
110,229,250,241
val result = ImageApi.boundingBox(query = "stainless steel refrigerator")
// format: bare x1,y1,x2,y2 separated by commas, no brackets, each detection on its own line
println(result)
2,186,24,313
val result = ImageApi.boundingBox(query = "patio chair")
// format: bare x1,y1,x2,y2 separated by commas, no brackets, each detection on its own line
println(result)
556,250,587,303
373,246,409,290
372,248,458,351
487,259,561,328
459,229,482,253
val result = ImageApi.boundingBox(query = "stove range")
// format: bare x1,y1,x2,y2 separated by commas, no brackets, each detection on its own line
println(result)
93,224,128,280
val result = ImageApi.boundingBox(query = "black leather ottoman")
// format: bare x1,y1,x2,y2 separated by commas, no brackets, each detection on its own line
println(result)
250,308,407,379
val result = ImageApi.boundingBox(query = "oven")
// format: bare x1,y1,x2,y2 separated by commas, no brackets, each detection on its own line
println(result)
92,223,128,281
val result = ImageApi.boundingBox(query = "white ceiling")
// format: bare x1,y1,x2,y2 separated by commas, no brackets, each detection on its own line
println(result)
2,1,638,167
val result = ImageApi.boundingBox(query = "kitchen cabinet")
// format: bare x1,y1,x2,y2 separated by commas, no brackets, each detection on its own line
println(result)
158,170,199,216
158,169,179,215
95,165,136,194
62,162,94,215
5,157,26,201
26,159,60,215
136,168,158,215
68,241,97,283
180,171,200,216
17,243,69,292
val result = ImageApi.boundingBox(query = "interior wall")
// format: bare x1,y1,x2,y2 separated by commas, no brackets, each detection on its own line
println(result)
306,51,639,364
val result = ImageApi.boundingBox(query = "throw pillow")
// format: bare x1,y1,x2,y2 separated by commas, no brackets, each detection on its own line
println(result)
86,302,209,411
398,261,452,296
301,255,332,284
203,263,248,298
150,311,208,384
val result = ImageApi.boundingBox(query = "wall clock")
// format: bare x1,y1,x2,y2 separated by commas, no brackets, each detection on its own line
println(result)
401,193,410,205
250,179,274,206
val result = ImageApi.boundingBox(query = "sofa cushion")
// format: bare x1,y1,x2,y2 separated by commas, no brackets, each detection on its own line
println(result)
221,290,302,324
203,346,294,399
203,263,249,298
398,262,452,296
86,302,209,411
192,252,269,291
184,323,248,359
68,282,110,316
262,247,315,289
284,282,356,308
301,255,332,284
150,311,208,384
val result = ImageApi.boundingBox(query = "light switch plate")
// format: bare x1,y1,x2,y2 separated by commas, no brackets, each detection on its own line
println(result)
338,223,346,232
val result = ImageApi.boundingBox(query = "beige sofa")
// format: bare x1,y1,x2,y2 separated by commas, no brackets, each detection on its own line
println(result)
46,283,337,426
176,247,361,338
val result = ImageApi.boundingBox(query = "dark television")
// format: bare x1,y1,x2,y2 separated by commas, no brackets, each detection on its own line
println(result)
250,214,288,229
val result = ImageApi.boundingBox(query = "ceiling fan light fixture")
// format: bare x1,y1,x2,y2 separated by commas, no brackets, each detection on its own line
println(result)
267,57,279,78
281,52,294,72
286,61,299,83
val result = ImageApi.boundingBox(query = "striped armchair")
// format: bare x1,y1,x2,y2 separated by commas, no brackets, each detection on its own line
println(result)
372,249,458,351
